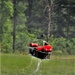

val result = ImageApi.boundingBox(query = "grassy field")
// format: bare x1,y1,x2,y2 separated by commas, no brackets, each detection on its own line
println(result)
1,53,75,75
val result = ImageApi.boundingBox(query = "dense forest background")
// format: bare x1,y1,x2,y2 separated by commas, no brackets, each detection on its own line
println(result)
0,0,75,55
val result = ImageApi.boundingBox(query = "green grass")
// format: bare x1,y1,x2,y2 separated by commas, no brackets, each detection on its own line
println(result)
1,53,75,75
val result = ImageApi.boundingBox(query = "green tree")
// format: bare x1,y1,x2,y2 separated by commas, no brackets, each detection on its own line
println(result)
0,0,13,52
13,0,31,52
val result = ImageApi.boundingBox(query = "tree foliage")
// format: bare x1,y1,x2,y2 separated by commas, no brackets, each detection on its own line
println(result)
0,0,13,52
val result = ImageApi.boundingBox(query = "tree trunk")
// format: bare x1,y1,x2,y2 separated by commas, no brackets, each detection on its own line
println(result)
28,0,33,17
13,0,17,53
0,0,4,51
47,6,51,42
47,0,53,42
57,0,62,37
